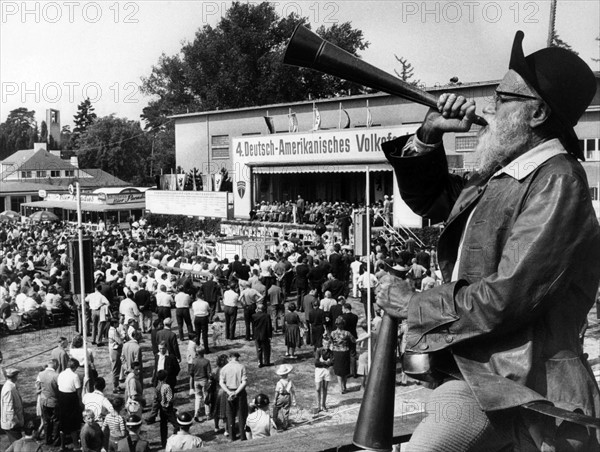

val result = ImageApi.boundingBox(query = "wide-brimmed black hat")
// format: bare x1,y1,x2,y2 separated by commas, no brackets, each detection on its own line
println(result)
507,31,596,161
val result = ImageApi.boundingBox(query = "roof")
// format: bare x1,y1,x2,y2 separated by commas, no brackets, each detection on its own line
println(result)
22,200,146,212
0,170,129,194
1,148,39,165
168,79,504,120
15,149,75,171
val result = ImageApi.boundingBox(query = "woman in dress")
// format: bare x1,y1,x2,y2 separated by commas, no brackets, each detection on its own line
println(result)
284,303,303,359
330,317,356,394
211,354,230,436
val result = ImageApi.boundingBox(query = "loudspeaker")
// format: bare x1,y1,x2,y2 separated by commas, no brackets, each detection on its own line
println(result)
69,238,95,294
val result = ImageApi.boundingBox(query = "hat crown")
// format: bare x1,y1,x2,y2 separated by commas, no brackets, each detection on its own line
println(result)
509,31,597,159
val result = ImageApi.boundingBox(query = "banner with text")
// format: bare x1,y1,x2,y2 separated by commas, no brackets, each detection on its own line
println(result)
232,125,418,219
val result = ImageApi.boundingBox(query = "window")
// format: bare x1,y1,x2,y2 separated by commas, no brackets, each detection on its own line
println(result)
65,170,75,177
21,171,32,178
455,135,478,152
590,187,598,201
10,196,25,212
211,135,229,159
50,170,60,178
36,170,47,178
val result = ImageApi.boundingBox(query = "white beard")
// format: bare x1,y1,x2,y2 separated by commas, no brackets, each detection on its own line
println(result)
474,107,533,179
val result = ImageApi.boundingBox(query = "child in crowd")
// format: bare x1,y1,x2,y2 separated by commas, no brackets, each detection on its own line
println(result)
211,316,224,347
314,347,333,412
187,333,197,396
272,364,296,431
102,397,126,452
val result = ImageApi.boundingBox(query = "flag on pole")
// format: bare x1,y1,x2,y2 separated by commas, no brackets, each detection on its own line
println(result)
264,116,275,134
366,99,373,127
343,109,351,128
289,110,298,133
313,104,321,131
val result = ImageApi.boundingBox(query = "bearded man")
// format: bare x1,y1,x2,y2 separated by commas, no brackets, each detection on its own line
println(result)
379,32,600,451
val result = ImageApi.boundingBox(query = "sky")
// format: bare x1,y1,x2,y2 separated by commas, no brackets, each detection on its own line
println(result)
1,0,599,129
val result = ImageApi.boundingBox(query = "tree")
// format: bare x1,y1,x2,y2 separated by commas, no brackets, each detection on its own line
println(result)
394,55,421,86
77,115,152,185
141,1,370,115
0,108,38,160
550,32,579,55
72,98,97,148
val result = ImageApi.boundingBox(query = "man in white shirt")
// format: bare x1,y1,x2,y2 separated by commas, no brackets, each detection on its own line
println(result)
86,285,110,345
119,289,141,326
222,284,240,340
156,285,173,321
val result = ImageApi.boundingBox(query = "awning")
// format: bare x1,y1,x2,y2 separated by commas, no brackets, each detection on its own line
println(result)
22,200,146,212
251,163,392,174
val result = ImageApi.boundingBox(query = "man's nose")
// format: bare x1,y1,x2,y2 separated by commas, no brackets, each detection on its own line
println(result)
482,103,496,115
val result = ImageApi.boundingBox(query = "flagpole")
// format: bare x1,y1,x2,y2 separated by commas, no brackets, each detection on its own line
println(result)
366,166,372,369
338,102,342,129
366,99,370,128
76,181,90,390
312,102,315,131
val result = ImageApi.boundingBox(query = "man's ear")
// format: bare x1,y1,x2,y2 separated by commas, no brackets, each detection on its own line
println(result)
530,101,552,129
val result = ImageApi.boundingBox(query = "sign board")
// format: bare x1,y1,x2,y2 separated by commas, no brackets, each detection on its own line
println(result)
231,125,418,219
146,190,231,219
38,189,47,198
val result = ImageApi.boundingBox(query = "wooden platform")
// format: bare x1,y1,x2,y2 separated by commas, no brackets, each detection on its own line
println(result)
201,412,423,451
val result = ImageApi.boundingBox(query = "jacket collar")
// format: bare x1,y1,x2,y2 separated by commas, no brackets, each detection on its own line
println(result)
493,139,567,181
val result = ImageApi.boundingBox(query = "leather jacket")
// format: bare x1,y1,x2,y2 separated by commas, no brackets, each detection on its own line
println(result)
383,135,600,417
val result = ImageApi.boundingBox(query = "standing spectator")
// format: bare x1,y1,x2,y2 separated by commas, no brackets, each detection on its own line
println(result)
174,286,194,341
155,285,173,321
322,273,346,300
150,318,163,357
80,409,105,452
308,299,327,350
284,303,303,359
124,362,144,417
272,365,296,431
357,267,378,319
350,257,363,298
121,331,143,376
252,304,273,367
239,281,262,341
406,258,427,290
200,275,222,322
222,283,240,340
266,282,283,332
116,415,148,452
50,336,69,374
329,296,345,327
190,349,212,422
119,289,140,328
155,318,181,362
219,352,248,441
102,397,126,452
5,420,41,452
1,368,24,444
342,303,359,377
165,412,203,451
245,394,275,440
36,359,60,446
108,318,125,394
57,358,83,451
295,258,310,312
330,317,356,394
155,370,179,448
314,347,333,412
134,284,153,333
153,341,180,391
296,195,305,223
211,354,230,435
191,289,210,354
86,285,110,345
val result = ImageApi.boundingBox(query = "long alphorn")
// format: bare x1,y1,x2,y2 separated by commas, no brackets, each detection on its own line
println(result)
352,314,399,451
283,24,487,127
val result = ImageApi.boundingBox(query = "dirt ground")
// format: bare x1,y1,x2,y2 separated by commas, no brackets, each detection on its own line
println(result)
1,298,599,452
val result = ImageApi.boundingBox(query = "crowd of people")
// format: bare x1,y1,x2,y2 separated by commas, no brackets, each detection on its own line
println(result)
250,194,394,229
0,217,437,451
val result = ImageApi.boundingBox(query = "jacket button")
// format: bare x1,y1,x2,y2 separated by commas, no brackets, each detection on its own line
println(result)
419,343,429,351
445,335,453,343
